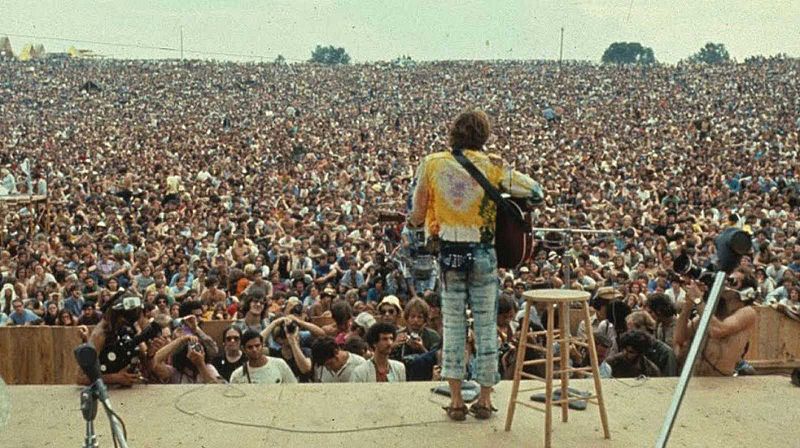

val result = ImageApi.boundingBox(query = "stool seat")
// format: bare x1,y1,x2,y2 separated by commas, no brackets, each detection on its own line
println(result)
522,288,590,303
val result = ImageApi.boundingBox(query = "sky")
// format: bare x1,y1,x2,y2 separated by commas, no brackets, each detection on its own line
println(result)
1,0,799,63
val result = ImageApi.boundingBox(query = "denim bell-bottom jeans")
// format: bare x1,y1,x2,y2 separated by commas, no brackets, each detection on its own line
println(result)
440,245,499,387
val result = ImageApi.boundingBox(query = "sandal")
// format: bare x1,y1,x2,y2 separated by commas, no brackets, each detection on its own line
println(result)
469,402,497,420
443,405,468,421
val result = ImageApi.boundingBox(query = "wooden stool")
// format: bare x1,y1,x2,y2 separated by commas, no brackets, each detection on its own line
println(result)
504,289,610,447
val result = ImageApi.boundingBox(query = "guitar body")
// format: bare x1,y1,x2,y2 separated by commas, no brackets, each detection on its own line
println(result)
495,197,534,270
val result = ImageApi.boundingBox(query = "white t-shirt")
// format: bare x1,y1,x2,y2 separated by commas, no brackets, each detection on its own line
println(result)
314,353,366,383
229,357,298,384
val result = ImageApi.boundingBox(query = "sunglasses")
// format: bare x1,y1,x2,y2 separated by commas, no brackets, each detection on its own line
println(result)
225,336,240,342
379,308,397,316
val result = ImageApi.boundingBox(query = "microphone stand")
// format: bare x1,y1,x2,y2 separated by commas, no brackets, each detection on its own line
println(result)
79,385,98,448
80,379,129,448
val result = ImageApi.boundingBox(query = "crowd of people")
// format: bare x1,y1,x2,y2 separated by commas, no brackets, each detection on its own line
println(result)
1,55,799,385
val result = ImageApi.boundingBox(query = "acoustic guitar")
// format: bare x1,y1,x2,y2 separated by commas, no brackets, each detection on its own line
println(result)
377,197,535,270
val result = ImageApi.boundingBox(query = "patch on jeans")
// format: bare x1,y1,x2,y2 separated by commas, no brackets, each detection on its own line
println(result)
439,245,474,273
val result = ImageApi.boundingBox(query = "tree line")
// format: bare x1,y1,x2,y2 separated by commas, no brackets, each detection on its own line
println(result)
601,41,733,65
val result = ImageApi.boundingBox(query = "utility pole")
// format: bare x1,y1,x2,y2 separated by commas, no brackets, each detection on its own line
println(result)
180,27,184,60
558,27,564,70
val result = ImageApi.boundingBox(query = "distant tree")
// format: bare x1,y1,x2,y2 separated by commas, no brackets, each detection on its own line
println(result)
689,42,730,64
309,45,350,65
0,36,13,59
274,54,286,65
601,42,656,65
392,55,415,67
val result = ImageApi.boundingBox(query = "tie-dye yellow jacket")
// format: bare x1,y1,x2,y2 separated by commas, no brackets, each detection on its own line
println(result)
407,149,544,244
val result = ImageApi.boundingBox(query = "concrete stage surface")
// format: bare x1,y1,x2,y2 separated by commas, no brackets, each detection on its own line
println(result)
1,377,798,447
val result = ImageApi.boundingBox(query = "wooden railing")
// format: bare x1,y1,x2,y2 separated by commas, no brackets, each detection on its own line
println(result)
0,320,234,385
1,308,798,384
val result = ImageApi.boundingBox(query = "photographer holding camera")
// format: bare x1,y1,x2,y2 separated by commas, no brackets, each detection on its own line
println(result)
151,334,224,384
674,273,758,376
259,314,324,382
81,291,167,386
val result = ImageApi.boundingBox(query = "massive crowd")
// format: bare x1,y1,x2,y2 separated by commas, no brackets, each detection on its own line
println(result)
1,55,799,385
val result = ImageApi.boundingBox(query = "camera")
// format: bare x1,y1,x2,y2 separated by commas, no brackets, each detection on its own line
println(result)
189,342,203,353
99,321,162,374
673,251,716,288
284,321,298,334
673,228,753,291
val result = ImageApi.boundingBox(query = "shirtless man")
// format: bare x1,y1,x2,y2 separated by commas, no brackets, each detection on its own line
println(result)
674,280,757,376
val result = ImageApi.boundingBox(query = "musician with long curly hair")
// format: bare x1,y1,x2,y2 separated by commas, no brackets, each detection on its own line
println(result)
407,108,544,421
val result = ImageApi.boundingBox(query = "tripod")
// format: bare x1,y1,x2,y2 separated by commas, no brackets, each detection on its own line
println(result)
79,380,129,448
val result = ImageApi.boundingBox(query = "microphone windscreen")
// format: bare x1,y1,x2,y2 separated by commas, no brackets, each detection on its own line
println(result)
74,343,102,383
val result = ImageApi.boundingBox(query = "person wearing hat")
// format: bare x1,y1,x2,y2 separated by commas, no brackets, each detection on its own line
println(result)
351,311,377,338
406,108,544,421
376,295,402,327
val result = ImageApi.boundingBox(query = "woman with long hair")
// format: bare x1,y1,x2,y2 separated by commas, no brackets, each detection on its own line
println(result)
56,309,76,326
43,302,60,325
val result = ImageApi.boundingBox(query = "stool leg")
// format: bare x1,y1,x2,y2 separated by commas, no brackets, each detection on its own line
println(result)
544,303,555,448
505,300,532,431
558,304,570,423
582,302,611,439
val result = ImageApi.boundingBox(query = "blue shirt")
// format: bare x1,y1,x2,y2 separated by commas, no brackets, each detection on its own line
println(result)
10,309,40,325
339,270,364,289
63,297,85,317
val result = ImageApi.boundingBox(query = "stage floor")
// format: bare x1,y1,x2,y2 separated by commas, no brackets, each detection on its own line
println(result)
1,377,797,447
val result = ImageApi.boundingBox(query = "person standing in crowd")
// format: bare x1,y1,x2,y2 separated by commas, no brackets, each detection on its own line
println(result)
350,322,405,383
229,330,297,384
212,326,246,382
406,109,543,421
311,336,367,383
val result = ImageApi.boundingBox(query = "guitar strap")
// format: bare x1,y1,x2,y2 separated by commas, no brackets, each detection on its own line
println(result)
451,149,525,227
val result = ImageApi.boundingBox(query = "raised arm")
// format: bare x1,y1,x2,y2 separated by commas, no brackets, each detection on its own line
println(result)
673,284,700,349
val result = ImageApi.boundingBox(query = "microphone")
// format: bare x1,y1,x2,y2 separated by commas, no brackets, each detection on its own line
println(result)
74,343,110,404
75,343,103,384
